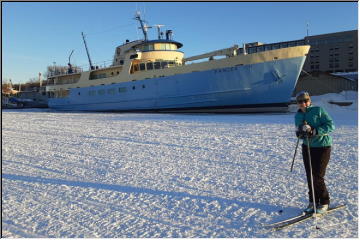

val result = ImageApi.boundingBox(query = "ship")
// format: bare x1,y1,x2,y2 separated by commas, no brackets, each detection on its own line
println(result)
46,12,310,113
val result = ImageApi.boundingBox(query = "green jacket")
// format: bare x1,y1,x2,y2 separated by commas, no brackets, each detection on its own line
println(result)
295,105,335,147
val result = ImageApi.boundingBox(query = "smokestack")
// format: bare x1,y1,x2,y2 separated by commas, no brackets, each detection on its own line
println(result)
166,30,173,40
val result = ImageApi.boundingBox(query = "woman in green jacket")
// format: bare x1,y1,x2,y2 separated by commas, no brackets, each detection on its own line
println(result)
295,91,335,214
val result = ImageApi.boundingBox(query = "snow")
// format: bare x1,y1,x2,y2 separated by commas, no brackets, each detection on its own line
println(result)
2,91,358,238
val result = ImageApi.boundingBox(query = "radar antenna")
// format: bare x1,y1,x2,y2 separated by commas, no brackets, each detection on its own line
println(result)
153,24,165,39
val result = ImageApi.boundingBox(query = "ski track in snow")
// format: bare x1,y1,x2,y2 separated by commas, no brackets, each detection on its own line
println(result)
2,96,358,237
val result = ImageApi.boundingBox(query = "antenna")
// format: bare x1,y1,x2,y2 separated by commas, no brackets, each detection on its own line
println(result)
154,24,165,39
81,32,94,70
306,21,310,37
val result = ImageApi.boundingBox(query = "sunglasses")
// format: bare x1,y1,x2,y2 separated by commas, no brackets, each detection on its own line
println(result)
297,99,310,104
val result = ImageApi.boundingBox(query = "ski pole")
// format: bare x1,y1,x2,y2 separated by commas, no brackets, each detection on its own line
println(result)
306,135,319,229
290,137,300,172
291,120,308,172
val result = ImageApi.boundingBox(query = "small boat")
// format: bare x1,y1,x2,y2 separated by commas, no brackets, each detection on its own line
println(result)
10,87,48,108
46,12,310,113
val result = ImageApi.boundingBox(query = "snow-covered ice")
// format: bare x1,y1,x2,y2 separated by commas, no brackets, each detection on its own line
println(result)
2,92,358,237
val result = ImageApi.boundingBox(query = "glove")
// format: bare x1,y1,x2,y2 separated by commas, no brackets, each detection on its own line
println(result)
296,124,316,138
296,130,304,139
302,124,312,133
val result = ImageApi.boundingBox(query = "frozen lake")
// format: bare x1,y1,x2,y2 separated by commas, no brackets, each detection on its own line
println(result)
2,93,358,237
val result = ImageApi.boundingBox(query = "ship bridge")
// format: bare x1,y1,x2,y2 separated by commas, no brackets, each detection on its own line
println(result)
112,12,185,74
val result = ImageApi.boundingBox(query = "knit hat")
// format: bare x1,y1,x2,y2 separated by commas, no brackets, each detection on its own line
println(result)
296,91,311,101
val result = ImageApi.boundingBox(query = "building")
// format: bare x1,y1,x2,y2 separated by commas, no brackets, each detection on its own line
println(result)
287,30,358,96
294,72,357,96
303,30,357,73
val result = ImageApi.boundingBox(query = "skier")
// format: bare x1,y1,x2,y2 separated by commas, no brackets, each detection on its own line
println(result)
295,91,335,214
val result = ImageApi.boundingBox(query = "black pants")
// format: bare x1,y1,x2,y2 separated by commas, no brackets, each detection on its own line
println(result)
302,145,331,205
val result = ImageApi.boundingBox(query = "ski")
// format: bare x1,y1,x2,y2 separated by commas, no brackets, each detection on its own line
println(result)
263,212,307,228
264,204,346,230
273,213,313,230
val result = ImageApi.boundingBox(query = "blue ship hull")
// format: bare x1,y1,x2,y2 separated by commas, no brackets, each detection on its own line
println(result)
48,56,306,112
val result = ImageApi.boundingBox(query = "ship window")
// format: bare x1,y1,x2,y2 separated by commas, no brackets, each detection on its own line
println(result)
140,63,146,71
288,42,296,47
143,44,154,51
272,44,280,50
56,89,70,98
98,89,105,95
281,43,288,48
130,54,138,59
161,61,168,68
154,62,161,69
107,88,116,95
265,45,272,51
297,40,305,46
170,44,177,50
146,62,153,70
248,48,256,54
257,46,264,52
133,64,139,72
119,87,127,93
88,90,96,96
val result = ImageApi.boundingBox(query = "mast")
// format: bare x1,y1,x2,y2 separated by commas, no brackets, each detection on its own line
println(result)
39,72,42,87
81,32,94,70
134,11,150,41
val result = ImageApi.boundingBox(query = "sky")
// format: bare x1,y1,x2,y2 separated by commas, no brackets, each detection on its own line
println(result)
2,2,358,84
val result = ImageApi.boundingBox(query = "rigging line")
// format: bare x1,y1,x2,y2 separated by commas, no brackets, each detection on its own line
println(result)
86,23,135,36
76,59,113,68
